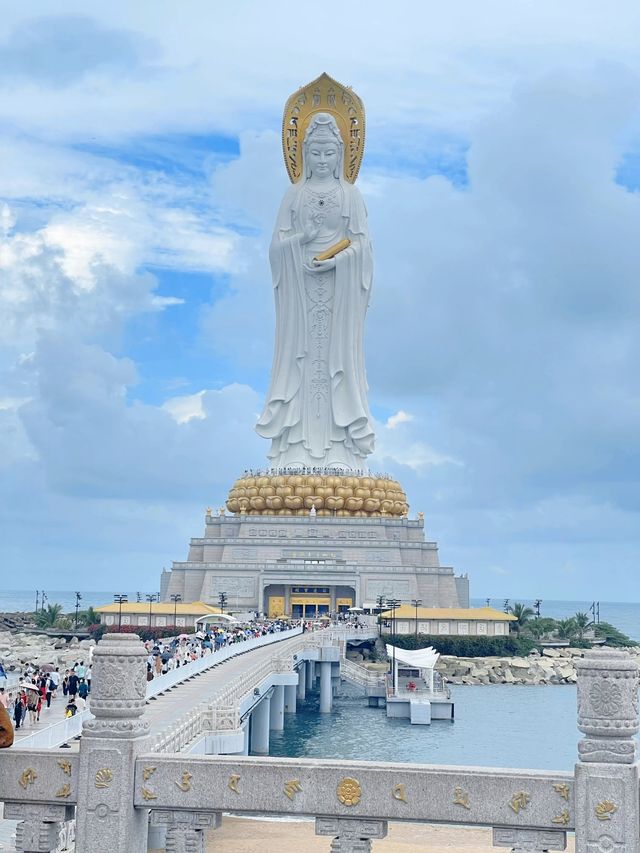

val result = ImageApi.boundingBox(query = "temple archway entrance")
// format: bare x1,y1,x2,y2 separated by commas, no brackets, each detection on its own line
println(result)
263,584,356,618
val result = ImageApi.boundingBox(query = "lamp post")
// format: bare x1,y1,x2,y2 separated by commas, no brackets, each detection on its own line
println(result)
375,594,386,637
411,598,422,637
146,593,157,625
218,592,227,615
114,594,128,629
41,591,47,613
534,599,542,618
170,594,182,629
74,592,82,629
386,598,400,696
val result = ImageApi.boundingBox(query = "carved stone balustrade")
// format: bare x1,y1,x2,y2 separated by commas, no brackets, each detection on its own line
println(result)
75,632,151,853
492,827,567,851
3,635,640,852
316,817,387,852
150,809,221,853
3,803,74,853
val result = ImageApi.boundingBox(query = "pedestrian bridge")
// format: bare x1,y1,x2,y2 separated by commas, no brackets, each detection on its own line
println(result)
13,625,377,755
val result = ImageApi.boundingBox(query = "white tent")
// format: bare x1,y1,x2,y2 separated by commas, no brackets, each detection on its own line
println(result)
385,645,439,670
194,613,239,627
386,644,440,694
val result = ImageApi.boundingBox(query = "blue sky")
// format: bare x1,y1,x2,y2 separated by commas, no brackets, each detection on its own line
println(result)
2,1,640,604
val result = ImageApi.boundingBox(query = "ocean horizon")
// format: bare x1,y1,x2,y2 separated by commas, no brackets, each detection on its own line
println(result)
1,590,638,640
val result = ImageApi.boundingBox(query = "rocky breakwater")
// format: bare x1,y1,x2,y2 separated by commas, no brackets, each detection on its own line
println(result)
0,630,96,674
437,646,640,686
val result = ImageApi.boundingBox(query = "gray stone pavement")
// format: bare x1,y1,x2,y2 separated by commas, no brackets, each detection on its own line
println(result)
142,634,305,740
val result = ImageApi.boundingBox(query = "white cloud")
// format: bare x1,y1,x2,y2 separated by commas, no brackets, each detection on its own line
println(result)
163,390,206,424
386,410,413,429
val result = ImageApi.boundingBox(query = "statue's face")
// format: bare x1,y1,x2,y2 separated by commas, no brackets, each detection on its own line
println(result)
307,139,338,177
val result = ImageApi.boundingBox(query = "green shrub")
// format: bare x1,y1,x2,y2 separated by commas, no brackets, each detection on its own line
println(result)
594,622,636,647
387,634,536,657
88,624,177,642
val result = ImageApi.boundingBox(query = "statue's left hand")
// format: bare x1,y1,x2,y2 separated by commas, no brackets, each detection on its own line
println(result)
304,259,336,274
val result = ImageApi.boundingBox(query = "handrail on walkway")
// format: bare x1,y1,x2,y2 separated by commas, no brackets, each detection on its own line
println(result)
12,626,303,750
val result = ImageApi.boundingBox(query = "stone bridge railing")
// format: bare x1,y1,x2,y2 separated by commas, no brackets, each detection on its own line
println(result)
341,658,385,689
1,632,638,853
149,628,337,752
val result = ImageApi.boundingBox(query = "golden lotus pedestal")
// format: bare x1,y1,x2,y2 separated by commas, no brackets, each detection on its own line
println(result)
226,473,409,518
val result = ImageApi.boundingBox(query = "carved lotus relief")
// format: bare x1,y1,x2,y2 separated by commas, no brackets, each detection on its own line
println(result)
588,681,623,718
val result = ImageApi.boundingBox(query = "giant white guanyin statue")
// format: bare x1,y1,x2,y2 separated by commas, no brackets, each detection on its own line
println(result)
256,75,375,470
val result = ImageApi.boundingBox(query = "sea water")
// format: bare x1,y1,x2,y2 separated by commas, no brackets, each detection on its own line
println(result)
270,682,581,771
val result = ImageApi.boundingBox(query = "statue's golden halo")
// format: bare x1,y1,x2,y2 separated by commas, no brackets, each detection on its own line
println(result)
282,72,365,185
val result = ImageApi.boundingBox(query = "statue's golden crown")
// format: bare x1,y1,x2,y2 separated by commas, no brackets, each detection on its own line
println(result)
282,72,365,185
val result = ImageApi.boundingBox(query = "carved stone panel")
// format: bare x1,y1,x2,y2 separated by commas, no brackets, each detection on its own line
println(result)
493,827,567,850
316,817,388,852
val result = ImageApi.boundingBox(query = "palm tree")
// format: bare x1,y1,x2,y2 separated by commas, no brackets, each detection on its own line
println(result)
556,618,578,640
508,602,535,636
573,612,591,640
35,603,63,629
81,606,99,626
525,619,546,640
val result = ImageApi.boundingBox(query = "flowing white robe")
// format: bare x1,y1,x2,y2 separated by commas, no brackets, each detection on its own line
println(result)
256,179,375,468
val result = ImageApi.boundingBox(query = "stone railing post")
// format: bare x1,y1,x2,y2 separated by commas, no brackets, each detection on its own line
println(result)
575,648,640,853
315,817,387,852
74,633,150,853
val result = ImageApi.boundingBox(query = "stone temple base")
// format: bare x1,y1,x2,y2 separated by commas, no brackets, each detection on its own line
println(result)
226,472,409,517
161,471,468,617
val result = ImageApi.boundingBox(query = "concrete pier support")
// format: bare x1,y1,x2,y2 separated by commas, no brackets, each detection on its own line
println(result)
297,662,307,701
270,685,285,731
319,661,332,714
306,660,315,691
284,684,297,714
250,695,271,755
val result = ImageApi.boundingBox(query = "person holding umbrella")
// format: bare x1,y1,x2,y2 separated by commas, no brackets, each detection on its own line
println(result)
13,692,24,729
21,683,39,726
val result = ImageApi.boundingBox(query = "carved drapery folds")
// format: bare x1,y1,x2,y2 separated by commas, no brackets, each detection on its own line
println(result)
316,817,388,853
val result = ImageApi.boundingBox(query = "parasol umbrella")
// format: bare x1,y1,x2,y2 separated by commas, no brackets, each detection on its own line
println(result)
19,682,39,691
39,664,55,672
178,633,189,640
347,607,364,613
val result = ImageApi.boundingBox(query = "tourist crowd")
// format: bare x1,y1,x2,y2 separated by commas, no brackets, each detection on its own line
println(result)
0,659,93,730
144,619,298,679
2,617,345,732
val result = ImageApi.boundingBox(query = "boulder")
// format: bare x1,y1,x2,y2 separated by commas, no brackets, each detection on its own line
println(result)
509,658,530,670
543,648,561,657
558,665,575,679
503,669,515,683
